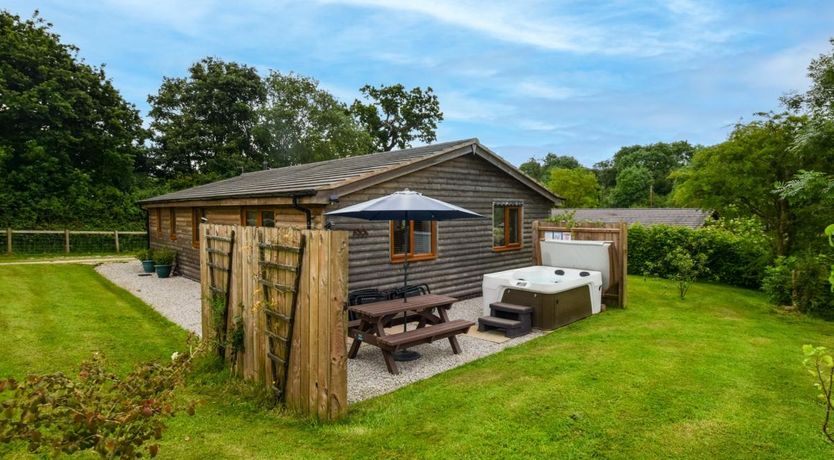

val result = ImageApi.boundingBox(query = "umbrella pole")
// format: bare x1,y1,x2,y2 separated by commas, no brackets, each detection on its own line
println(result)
394,218,420,362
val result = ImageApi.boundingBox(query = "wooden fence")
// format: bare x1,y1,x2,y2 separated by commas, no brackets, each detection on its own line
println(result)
532,220,628,308
199,224,348,420
4,228,147,254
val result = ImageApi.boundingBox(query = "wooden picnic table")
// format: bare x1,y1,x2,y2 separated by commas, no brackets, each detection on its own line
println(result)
347,294,475,374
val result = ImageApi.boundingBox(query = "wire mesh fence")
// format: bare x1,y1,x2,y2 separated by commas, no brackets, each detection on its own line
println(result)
2,229,147,255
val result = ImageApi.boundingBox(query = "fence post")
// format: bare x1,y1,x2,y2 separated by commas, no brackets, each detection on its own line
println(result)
5,228,10,255
64,229,70,253
114,231,120,253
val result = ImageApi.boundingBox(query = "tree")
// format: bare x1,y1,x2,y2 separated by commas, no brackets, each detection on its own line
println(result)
610,141,696,196
607,165,653,207
547,168,600,208
147,57,266,180
520,153,581,183
350,84,443,151
256,72,373,167
0,11,147,229
673,113,834,255
519,158,545,182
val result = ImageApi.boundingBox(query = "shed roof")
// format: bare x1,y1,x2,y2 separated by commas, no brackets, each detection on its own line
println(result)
139,139,562,205
555,208,714,229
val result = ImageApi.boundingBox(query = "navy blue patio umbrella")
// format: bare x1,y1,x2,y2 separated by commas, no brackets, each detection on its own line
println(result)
326,189,483,361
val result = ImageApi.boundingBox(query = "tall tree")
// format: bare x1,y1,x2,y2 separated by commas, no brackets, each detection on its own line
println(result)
520,153,581,183
350,84,442,151
607,165,653,207
256,72,374,167
0,11,146,228
610,141,696,196
147,57,265,180
673,113,834,255
547,167,600,208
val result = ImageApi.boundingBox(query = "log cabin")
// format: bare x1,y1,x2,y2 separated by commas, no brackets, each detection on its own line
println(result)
139,138,563,298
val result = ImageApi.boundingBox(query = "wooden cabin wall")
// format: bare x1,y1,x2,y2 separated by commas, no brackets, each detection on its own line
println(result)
148,205,324,280
327,153,555,298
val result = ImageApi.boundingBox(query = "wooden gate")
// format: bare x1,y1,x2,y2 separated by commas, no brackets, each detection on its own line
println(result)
531,220,628,308
200,224,348,420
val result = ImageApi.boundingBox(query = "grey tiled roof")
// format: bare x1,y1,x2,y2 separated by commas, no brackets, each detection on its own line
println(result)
139,139,478,204
555,208,714,229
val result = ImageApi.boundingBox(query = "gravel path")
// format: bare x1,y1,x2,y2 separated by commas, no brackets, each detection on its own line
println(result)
347,297,545,403
95,261,202,336
96,261,544,403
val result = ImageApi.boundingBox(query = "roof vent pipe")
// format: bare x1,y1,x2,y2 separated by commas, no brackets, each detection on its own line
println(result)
292,195,313,229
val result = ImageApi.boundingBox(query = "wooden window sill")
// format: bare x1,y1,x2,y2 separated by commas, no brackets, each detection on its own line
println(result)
492,245,522,253
390,254,437,264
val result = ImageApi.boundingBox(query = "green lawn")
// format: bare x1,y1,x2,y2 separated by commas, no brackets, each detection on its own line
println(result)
1,265,834,459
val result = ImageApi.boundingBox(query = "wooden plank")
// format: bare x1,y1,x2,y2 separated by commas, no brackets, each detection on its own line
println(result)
64,229,70,253
207,235,233,242
329,231,348,419
316,230,330,419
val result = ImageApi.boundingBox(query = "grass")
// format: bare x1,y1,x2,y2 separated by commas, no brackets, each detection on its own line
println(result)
1,265,834,458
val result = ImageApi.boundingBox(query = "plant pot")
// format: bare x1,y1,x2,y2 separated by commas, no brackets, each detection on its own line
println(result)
155,264,173,278
141,260,155,273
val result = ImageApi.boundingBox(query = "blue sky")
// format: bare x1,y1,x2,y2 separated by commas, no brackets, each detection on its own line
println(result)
7,0,833,166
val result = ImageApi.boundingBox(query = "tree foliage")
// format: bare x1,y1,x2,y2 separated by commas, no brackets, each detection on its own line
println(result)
147,57,266,181
256,71,373,167
0,11,147,229
520,153,581,183
803,344,834,444
673,113,834,255
350,84,442,151
546,167,600,207
607,165,653,207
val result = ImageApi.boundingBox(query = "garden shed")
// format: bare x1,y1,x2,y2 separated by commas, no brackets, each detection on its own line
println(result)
139,139,563,298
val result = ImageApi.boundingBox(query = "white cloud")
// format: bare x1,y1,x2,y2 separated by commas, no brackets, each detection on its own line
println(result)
515,80,577,100
317,0,734,56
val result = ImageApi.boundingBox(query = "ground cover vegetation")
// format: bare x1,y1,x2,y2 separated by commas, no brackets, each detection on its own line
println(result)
3,265,834,458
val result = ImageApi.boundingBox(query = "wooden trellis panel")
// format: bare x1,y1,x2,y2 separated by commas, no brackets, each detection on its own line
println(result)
200,224,348,420
531,220,628,308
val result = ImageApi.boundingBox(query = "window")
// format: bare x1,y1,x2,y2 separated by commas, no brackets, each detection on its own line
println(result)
169,208,177,241
390,220,437,262
155,208,162,236
493,203,522,251
241,208,276,227
192,208,205,248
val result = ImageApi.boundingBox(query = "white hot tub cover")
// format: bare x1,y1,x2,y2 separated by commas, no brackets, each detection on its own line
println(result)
539,240,612,291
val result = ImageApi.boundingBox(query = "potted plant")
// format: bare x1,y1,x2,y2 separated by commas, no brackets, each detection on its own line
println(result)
153,249,177,279
136,248,155,273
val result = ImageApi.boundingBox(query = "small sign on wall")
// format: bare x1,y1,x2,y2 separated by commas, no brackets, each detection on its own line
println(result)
544,231,572,241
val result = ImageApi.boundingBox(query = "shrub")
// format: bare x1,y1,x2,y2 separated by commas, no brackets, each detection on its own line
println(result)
665,247,708,299
135,248,153,261
762,256,795,306
153,249,176,266
803,344,834,445
0,336,203,459
793,252,834,319
628,223,771,289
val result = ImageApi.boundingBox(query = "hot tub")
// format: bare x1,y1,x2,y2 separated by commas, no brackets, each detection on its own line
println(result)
482,240,612,330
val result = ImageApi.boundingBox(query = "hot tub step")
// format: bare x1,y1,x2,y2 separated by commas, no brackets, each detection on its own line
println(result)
478,315,531,338
490,302,533,315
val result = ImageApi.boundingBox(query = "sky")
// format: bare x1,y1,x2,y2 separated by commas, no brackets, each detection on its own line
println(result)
6,0,833,166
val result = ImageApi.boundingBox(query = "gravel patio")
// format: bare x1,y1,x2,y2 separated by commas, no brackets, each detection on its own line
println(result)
96,261,545,402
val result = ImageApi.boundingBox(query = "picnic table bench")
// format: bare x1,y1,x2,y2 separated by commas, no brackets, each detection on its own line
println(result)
348,294,475,374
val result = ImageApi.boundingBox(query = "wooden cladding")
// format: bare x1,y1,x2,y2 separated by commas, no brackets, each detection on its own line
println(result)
192,208,205,248
493,203,522,251
169,208,177,241
389,220,437,263
155,208,162,236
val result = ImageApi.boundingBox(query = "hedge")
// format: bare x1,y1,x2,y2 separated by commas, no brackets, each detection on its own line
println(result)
628,224,772,289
